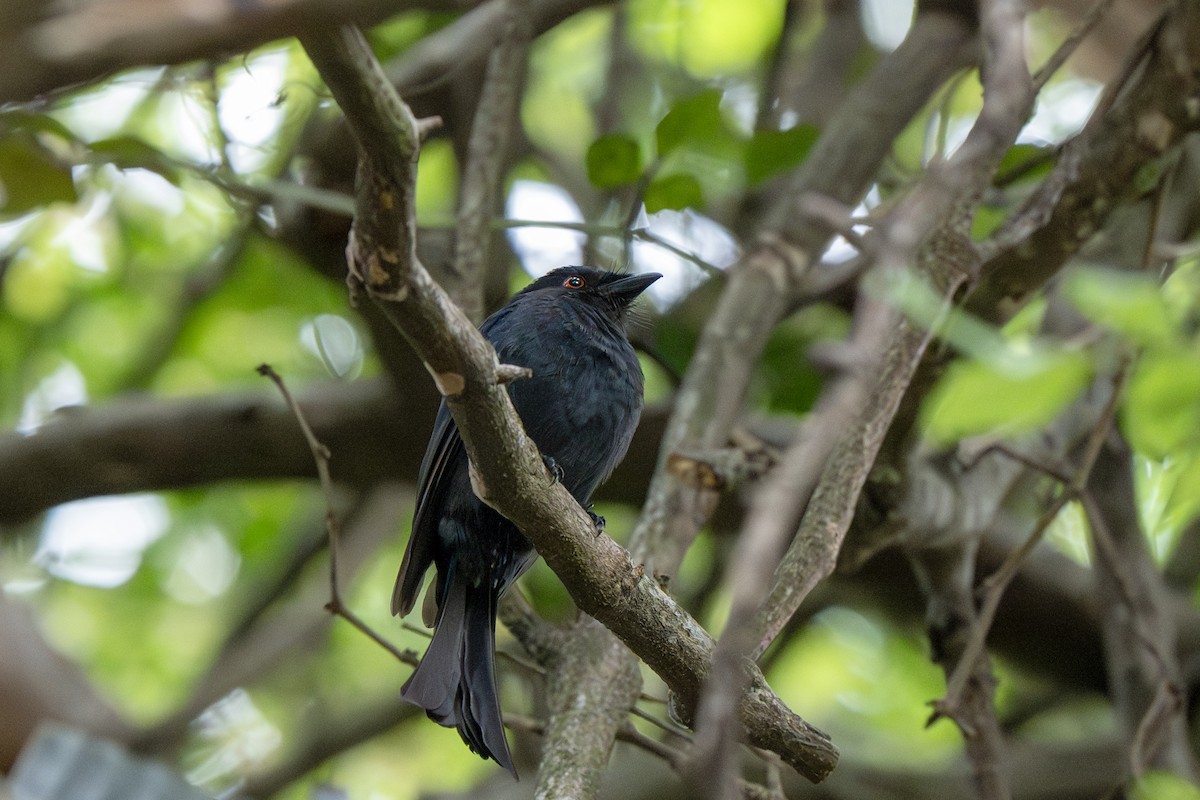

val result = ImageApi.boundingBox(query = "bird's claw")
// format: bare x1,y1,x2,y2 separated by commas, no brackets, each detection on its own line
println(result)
586,505,606,535
543,455,565,483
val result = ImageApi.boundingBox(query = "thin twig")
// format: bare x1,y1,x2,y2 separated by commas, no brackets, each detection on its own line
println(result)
961,441,1073,484
631,704,693,742
1032,0,1119,90
931,366,1127,725
1129,679,1182,775
493,217,727,274
1081,483,1187,777
257,364,416,668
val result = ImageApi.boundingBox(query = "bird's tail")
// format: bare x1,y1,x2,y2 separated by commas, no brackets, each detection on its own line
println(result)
401,573,515,777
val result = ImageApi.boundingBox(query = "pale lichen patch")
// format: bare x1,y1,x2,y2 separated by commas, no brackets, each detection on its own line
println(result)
1136,111,1174,152
468,459,488,500
424,362,465,396
367,252,390,287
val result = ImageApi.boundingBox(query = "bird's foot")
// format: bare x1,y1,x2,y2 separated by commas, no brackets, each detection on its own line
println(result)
542,455,565,484
586,505,606,535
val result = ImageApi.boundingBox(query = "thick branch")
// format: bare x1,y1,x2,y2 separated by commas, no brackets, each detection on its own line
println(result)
0,0,461,104
970,2,1200,322
0,381,422,526
534,617,643,800
753,0,1035,656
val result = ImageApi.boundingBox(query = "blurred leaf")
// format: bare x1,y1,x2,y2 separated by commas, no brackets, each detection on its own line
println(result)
655,90,740,159
415,139,458,225
745,125,818,185
89,136,182,183
585,134,643,188
366,11,453,61
971,203,1007,240
0,134,77,215
644,173,703,212
1131,771,1200,800
1134,158,1167,194
626,0,785,77
1123,350,1200,458
0,109,80,144
994,142,1055,185
922,349,1092,443
1167,453,1200,527
756,305,849,415
1064,267,1176,347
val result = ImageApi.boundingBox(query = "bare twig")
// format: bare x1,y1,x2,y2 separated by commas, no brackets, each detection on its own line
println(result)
1082,437,1196,780
969,3,1200,323
493,218,727,274
257,364,415,667
1031,0,1119,90
931,366,1126,725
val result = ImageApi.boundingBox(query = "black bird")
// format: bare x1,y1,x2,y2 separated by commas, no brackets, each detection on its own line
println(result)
393,266,661,776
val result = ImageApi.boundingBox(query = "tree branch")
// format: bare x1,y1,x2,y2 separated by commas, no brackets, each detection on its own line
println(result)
753,0,1034,660
0,380,424,527
970,1,1200,323
301,22,838,783
0,0,462,105
449,0,531,323
1086,439,1197,779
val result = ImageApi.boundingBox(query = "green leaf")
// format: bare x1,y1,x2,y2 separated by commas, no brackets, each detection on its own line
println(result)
993,143,1055,185
89,136,182,183
0,134,77,215
1166,452,1200,525
970,203,1007,240
644,173,703,212
1134,158,1167,194
0,109,80,144
585,134,643,188
922,350,1092,443
745,125,818,185
655,90,739,158
1123,350,1200,458
1131,771,1200,800
1064,267,1176,347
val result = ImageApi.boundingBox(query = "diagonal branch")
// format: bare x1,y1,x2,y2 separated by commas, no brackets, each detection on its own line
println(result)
752,0,1035,661
969,2,1200,323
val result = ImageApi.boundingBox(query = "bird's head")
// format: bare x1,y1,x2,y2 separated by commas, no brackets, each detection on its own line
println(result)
518,267,662,322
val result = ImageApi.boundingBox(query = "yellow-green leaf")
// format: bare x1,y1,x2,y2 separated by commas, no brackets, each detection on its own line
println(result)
1131,771,1200,800
1123,350,1200,458
745,125,818,186
0,134,77,216
1064,267,1176,347
585,134,643,188
644,173,703,212
922,350,1092,443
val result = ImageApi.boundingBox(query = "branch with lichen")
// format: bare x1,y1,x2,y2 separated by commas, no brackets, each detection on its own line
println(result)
298,24,837,783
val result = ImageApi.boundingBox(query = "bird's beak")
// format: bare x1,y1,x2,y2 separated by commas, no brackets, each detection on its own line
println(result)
602,272,662,305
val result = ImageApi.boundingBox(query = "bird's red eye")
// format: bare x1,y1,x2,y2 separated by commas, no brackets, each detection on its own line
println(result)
564,275,585,289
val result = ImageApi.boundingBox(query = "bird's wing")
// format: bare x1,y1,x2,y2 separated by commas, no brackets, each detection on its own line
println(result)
392,401,463,617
